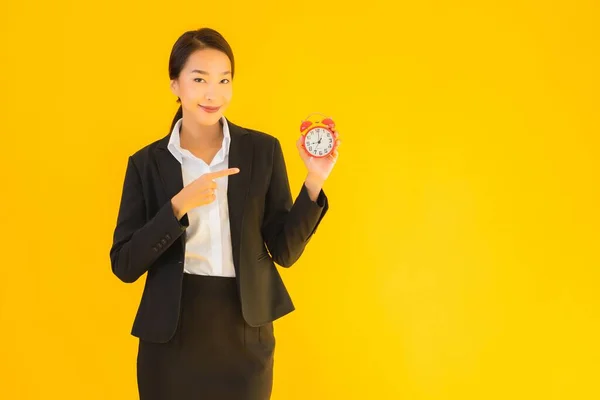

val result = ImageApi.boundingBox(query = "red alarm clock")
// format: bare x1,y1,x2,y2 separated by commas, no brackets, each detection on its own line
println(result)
300,113,336,158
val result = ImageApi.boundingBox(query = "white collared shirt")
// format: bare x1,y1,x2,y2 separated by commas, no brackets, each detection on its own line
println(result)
167,117,236,277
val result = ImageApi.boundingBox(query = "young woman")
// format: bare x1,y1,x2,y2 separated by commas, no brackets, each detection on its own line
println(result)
109,27,340,400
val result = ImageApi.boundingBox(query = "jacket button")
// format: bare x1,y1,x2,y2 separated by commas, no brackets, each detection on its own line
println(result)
157,243,163,249
165,234,171,240
152,247,158,252
161,239,167,245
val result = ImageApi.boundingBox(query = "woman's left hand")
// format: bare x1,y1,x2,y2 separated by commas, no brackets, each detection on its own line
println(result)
296,128,341,183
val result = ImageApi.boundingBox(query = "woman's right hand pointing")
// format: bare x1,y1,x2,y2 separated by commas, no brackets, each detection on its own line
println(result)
171,167,240,220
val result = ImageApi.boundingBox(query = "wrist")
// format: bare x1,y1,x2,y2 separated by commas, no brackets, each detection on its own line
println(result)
304,173,325,201
171,193,187,220
305,172,326,187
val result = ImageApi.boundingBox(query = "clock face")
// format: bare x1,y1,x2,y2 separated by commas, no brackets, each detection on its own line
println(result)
304,127,334,157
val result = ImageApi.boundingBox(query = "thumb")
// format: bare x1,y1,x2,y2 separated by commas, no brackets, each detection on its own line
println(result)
297,136,308,155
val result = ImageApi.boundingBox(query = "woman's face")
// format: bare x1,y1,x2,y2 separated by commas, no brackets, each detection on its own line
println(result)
170,48,233,126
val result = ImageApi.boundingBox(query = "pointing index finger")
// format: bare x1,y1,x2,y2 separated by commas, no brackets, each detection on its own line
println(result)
205,167,240,180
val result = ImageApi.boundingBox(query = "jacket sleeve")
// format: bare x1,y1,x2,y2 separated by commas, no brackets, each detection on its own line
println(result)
109,156,189,283
261,138,329,267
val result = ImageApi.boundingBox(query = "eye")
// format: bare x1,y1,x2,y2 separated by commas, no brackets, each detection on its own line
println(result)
194,78,206,83
221,79,230,84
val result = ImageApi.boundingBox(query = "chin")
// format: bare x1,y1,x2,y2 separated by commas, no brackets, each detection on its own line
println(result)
196,113,223,126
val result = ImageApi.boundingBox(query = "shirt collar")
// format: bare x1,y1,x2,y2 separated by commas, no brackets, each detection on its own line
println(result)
167,116,231,164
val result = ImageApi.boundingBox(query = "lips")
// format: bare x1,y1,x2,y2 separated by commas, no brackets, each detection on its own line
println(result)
199,105,221,113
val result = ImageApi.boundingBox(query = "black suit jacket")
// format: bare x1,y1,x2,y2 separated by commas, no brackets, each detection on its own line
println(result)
109,118,329,343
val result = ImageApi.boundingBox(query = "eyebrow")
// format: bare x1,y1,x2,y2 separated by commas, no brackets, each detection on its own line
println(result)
191,69,231,75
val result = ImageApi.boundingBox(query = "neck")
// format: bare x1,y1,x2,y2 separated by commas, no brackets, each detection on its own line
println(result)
180,116,223,150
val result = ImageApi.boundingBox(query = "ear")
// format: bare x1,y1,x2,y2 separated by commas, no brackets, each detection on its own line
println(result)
169,79,179,98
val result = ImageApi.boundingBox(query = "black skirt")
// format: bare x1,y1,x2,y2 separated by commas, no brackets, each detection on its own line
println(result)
136,273,276,400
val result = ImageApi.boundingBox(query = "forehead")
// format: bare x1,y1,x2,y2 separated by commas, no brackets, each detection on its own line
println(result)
183,48,231,73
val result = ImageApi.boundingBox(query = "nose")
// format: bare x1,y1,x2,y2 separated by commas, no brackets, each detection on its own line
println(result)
204,83,219,101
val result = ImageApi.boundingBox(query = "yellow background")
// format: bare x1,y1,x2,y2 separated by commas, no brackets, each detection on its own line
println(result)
1,0,599,399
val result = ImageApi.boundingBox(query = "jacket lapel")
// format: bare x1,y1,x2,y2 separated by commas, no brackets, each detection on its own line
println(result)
155,136,184,204
153,118,253,273
226,120,253,273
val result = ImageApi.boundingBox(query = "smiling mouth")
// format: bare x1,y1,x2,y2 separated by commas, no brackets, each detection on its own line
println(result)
199,105,221,113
